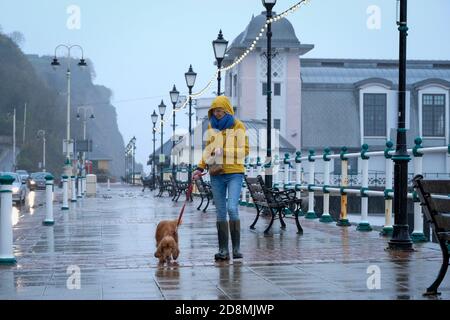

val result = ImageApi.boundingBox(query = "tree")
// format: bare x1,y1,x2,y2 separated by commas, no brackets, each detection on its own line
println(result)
8,31,25,48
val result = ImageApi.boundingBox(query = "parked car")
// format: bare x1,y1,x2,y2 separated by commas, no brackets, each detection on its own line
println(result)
0,172,27,204
29,172,48,190
16,169,30,183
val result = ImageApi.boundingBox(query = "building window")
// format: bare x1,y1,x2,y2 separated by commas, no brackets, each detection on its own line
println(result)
262,82,281,96
363,93,386,137
262,82,268,96
274,119,280,130
233,75,237,97
274,83,281,96
423,94,445,137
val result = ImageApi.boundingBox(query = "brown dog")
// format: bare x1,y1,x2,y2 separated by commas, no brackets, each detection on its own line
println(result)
154,220,180,264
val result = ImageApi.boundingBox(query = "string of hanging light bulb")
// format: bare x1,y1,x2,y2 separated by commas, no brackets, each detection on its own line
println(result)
174,0,310,111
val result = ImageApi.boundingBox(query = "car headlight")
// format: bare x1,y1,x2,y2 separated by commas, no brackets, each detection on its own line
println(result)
30,180,36,184
12,187,19,193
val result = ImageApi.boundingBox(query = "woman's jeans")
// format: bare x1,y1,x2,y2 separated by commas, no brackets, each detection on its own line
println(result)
210,173,244,222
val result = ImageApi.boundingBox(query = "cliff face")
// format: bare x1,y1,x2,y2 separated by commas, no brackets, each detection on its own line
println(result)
0,32,125,177
27,54,126,178
0,34,65,173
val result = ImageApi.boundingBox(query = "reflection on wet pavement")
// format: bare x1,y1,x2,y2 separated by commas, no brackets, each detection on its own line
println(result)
0,184,448,300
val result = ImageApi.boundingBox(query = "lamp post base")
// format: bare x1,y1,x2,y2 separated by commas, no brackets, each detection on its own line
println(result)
388,224,414,251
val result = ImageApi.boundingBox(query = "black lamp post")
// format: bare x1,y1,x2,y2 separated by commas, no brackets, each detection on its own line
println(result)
151,110,158,189
213,30,228,96
262,0,276,189
158,100,167,182
389,0,413,251
170,85,180,178
185,65,197,186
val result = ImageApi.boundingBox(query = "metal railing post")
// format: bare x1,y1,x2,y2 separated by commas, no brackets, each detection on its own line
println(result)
381,141,394,236
337,147,351,226
411,137,427,242
357,144,372,231
305,150,318,219
320,148,333,223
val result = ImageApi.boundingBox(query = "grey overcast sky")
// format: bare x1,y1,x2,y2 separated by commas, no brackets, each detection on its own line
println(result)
1,0,449,171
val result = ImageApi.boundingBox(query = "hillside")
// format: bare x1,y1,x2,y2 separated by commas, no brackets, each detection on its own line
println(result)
0,32,125,178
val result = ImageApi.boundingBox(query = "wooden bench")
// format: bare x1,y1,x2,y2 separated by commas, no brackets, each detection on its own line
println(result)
413,174,450,296
194,176,213,212
141,176,154,192
155,176,172,198
245,175,303,235
169,175,189,202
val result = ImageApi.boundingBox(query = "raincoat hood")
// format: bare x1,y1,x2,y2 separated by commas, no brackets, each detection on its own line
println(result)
208,96,234,119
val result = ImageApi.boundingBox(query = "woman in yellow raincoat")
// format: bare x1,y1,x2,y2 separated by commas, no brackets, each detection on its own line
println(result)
193,95,249,261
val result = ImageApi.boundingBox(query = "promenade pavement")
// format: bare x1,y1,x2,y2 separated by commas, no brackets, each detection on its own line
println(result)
0,183,448,300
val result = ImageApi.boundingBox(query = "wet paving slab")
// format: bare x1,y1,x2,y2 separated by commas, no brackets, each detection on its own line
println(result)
0,184,448,300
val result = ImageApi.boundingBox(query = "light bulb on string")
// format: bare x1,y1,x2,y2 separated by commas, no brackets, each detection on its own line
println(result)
177,0,309,103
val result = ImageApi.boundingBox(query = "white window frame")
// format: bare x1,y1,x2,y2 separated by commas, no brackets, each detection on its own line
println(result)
359,85,390,143
418,85,449,140
359,83,410,144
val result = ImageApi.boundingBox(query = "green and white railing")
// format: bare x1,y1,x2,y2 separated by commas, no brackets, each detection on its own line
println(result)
241,138,450,242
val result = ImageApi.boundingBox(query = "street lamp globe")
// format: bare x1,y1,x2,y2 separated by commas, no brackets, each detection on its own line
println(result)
78,58,88,69
158,100,167,116
212,30,228,62
262,0,277,9
90,114,95,119
184,65,197,89
51,57,60,70
151,110,158,124
170,85,180,105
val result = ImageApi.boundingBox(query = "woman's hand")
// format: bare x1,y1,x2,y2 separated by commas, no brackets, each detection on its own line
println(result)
193,170,203,180
214,148,223,156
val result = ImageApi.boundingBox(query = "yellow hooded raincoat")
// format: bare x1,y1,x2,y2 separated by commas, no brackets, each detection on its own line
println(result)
197,96,249,174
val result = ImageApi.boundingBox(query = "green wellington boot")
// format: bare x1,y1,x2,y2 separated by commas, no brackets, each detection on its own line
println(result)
215,221,230,261
229,220,243,259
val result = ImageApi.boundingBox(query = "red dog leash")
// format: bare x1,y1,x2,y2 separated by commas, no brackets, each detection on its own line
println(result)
176,172,206,227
